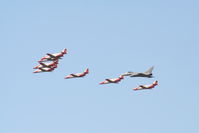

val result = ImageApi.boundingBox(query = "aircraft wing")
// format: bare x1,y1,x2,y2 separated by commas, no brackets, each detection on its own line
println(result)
129,73,142,77
65,74,79,79
139,85,148,89
38,68,46,71
105,79,114,83
39,62,48,67
47,53,56,58
39,67,49,71
71,74,79,77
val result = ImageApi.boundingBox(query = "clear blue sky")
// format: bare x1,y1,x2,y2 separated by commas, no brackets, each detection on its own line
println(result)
0,0,199,133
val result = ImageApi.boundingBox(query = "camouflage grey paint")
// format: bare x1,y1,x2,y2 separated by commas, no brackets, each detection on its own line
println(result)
122,66,154,78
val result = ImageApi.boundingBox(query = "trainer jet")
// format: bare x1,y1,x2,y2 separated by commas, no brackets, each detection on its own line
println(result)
122,66,154,78
133,80,158,90
64,68,89,79
33,64,57,73
38,48,67,62
99,75,124,85
33,60,59,69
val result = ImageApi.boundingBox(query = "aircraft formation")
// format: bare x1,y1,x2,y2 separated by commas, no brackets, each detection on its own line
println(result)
100,66,158,90
33,49,158,91
33,48,67,73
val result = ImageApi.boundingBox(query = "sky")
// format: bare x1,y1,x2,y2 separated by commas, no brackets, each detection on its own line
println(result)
0,0,199,133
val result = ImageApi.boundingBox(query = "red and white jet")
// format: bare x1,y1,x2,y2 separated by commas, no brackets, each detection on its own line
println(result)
99,75,124,85
38,48,67,62
33,60,59,69
133,80,158,90
64,68,89,79
33,64,57,73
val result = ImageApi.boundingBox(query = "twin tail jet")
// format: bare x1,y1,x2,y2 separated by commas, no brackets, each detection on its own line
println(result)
122,66,154,78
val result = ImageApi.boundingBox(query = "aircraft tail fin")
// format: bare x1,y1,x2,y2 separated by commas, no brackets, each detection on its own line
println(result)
53,64,57,68
153,80,158,85
62,48,67,54
119,75,124,79
84,68,89,74
54,60,59,64
144,66,154,74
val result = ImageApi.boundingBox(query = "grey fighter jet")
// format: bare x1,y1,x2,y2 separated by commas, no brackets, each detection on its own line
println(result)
122,66,154,78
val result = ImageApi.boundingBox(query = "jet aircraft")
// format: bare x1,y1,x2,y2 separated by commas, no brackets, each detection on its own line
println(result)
64,68,89,79
133,80,158,90
38,48,67,62
122,66,154,78
33,64,57,73
99,75,124,84
33,60,59,69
